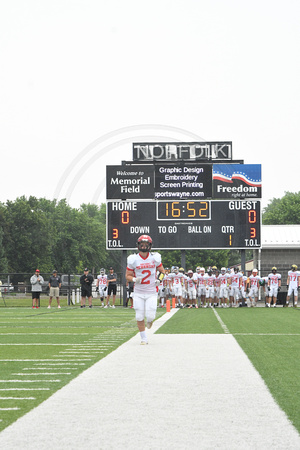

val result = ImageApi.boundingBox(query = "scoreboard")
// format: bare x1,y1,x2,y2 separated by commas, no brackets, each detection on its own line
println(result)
106,200,261,250
106,159,261,250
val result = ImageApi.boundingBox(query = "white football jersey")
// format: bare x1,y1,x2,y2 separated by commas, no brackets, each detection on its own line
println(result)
127,252,162,295
287,270,299,288
97,274,107,286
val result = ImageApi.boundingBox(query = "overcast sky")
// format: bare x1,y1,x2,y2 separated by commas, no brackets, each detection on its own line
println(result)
1,0,299,210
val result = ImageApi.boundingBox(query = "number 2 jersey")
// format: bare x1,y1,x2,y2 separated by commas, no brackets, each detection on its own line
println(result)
127,252,163,295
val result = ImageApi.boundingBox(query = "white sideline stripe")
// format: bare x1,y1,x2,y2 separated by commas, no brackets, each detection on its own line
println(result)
212,307,230,333
0,397,35,400
32,363,86,366
0,389,49,391
0,344,90,346
0,408,20,411
0,380,60,383
0,359,90,362
0,333,91,336
234,333,300,336
24,368,75,370
12,373,71,376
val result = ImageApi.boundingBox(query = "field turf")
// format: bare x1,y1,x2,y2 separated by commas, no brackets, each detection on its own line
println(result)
0,305,299,436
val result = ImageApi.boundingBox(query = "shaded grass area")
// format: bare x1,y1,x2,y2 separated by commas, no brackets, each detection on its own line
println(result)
0,307,164,431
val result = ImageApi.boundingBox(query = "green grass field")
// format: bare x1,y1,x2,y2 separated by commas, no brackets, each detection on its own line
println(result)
0,306,299,435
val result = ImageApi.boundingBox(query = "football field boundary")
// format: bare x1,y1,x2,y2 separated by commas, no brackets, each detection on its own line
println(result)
0,309,299,449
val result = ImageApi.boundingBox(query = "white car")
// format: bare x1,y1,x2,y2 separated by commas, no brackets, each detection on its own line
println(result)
0,283,14,293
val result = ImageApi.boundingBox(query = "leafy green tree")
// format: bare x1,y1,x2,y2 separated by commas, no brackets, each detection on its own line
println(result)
263,192,300,224
160,249,230,271
0,225,8,272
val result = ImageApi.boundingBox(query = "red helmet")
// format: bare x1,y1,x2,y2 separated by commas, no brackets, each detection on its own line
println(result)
137,235,152,253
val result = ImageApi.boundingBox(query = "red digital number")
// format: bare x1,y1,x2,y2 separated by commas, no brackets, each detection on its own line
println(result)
112,228,119,239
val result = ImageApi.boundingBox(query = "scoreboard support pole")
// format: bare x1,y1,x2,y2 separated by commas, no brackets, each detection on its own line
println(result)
241,250,246,274
122,250,128,307
181,250,186,270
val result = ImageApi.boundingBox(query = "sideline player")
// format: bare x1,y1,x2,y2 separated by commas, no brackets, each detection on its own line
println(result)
96,268,107,307
219,267,229,307
267,267,281,307
286,264,299,308
196,267,206,307
186,270,198,308
248,269,261,307
228,267,242,307
126,235,165,345
169,266,185,308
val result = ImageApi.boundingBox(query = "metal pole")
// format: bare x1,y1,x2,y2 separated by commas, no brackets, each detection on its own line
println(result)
181,250,186,270
122,250,128,307
241,250,246,273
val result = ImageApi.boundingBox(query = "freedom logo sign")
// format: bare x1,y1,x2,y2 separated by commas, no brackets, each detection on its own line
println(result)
213,164,261,199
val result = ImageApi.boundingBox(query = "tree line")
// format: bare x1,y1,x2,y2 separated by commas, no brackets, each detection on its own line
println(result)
0,191,298,278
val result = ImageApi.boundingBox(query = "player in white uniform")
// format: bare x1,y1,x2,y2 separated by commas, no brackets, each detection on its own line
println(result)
213,270,221,307
169,266,185,307
259,275,269,305
96,268,108,307
179,268,188,306
239,271,248,306
186,270,198,308
267,267,281,307
248,269,261,307
204,268,215,308
196,267,206,307
126,235,165,345
228,268,242,307
286,264,299,307
219,267,229,307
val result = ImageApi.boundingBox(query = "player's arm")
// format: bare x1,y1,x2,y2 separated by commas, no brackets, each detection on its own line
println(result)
125,268,135,283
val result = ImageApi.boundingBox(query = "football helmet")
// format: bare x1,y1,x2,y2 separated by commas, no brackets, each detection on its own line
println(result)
179,267,185,273
221,267,226,274
100,268,105,275
137,234,152,253
291,264,297,271
196,266,201,273
234,267,239,273
272,266,277,273
252,268,258,274
173,266,179,274
187,269,193,277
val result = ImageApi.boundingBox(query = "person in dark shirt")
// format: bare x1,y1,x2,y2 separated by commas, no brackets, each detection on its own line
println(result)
80,268,94,308
104,267,117,308
48,270,62,309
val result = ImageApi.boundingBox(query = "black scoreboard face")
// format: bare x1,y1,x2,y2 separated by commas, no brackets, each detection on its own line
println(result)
106,200,261,250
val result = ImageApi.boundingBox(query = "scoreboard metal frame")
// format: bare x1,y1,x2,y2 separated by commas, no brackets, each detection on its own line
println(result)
106,199,261,250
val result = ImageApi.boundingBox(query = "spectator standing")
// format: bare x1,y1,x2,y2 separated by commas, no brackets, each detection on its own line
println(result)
48,270,61,309
104,267,117,308
126,234,165,345
30,269,44,309
80,268,94,308
126,280,134,308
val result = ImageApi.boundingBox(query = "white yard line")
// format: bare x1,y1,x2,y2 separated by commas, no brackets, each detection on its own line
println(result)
0,309,299,449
